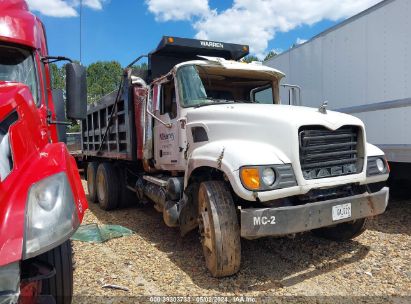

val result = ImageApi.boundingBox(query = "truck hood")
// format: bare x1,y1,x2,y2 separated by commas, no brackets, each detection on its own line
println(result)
185,103,365,164
0,81,26,120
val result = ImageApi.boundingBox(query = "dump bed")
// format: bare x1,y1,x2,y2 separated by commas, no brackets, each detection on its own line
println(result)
81,77,136,160
81,36,249,161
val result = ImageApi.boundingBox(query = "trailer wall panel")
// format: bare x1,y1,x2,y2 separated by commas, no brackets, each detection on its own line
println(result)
81,83,137,161
265,0,411,162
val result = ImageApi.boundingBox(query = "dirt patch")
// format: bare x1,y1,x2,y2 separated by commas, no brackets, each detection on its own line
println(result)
73,180,411,302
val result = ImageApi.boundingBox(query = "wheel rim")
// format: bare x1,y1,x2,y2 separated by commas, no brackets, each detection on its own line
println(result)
97,171,106,202
198,187,215,268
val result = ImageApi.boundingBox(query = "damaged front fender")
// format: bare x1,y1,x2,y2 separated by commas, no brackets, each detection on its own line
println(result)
0,143,87,266
184,140,289,200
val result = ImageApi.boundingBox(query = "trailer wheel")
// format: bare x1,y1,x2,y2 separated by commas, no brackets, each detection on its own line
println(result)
96,163,119,210
312,218,368,241
86,162,98,203
198,181,241,277
39,240,73,304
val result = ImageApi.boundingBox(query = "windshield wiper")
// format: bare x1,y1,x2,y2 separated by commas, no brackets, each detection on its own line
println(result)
233,99,256,103
194,98,235,108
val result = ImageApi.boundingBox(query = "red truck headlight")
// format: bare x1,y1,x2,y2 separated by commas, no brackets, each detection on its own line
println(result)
23,172,80,259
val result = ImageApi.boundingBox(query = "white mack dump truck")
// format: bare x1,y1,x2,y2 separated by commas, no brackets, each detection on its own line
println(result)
79,37,390,277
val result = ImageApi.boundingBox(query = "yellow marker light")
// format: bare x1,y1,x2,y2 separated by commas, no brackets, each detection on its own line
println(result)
168,37,174,43
240,167,260,190
242,46,248,52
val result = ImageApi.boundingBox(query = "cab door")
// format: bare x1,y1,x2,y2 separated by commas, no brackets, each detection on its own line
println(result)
153,77,181,170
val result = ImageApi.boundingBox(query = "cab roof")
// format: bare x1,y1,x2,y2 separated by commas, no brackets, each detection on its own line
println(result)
172,57,285,80
0,0,45,50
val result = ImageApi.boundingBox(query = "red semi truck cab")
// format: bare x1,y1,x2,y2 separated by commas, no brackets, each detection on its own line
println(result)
0,1,87,303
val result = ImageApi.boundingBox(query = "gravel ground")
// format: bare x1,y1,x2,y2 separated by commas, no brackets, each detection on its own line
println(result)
73,180,411,303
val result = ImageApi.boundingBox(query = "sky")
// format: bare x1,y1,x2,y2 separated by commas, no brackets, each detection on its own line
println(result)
26,0,383,67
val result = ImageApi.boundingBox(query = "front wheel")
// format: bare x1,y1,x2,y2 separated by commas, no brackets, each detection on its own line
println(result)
38,240,73,304
312,218,368,241
198,181,241,277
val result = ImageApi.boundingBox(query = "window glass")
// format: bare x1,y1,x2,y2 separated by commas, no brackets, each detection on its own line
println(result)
160,80,177,119
176,65,207,107
176,64,276,107
254,87,273,104
0,44,39,105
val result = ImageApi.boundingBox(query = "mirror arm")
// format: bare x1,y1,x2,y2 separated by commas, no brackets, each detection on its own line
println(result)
126,54,148,69
41,56,73,64
281,84,302,105
146,99,172,128
48,119,72,125
47,111,71,125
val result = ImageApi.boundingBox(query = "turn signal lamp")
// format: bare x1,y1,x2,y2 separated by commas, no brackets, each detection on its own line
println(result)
240,167,260,190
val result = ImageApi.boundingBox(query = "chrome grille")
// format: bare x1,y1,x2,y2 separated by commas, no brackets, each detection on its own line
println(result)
299,126,361,180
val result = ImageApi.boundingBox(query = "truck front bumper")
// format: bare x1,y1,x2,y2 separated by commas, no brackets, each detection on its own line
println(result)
240,187,389,239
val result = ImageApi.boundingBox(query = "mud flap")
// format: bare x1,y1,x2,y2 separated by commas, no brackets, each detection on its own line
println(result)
179,183,199,236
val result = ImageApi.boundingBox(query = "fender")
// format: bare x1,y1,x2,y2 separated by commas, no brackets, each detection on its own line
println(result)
366,142,385,157
361,143,390,185
0,143,87,266
185,140,289,200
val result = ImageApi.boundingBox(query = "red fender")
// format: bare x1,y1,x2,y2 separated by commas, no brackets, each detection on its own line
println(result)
0,142,87,266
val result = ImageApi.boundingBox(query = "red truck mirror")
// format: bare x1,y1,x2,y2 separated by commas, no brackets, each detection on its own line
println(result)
66,63,87,120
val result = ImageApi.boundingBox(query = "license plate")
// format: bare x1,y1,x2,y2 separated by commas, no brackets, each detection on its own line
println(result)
332,203,352,221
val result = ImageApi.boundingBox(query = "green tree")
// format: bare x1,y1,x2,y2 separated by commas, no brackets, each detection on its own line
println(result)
68,123,80,132
87,61,123,104
131,62,148,71
49,63,65,90
241,55,260,63
264,50,277,61
131,62,148,80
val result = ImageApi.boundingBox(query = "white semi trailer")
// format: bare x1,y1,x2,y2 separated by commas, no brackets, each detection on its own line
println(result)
265,0,411,182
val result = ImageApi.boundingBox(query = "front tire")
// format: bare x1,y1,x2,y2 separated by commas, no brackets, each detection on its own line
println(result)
198,181,241,277
312,218,368,241
39,241,73,304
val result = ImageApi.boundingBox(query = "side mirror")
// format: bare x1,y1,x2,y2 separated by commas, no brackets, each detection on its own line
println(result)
66,63,87,120
52,89,67,143
281,84,302,106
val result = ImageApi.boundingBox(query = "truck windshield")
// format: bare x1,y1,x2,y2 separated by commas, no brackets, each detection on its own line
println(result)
176,64,276,107
0,44,39,105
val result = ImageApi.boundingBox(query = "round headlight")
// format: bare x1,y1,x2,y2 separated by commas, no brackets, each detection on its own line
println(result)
376,158,385,173
262,168,276,186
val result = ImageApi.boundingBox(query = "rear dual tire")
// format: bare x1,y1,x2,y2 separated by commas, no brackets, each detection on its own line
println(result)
96,163,119,210
86,162,98,203
115,165,136,208
88,162,135,210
